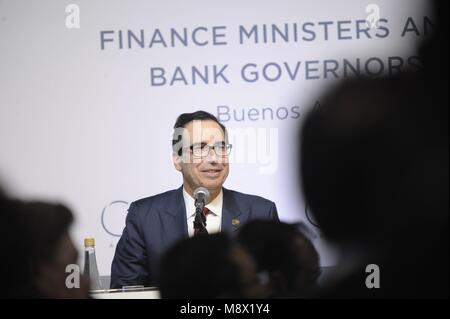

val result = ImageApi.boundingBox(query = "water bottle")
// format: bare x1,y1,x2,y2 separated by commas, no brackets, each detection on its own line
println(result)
83,238,102,290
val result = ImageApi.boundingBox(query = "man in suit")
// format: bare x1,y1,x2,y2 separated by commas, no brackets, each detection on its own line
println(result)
111,110,279,288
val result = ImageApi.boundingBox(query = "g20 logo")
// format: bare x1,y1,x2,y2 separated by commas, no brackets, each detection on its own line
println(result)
101,200,129,237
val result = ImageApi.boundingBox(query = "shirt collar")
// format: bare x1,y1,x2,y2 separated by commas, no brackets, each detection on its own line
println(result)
183,187,223,217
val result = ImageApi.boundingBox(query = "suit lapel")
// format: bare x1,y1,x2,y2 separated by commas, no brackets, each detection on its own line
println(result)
222,188,245,235
160,186,188,243
159,187,248,239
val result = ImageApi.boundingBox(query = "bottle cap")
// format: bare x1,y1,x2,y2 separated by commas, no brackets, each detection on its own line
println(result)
84,238,95,247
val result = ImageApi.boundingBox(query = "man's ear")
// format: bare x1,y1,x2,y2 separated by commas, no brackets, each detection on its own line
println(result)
172,152,183,171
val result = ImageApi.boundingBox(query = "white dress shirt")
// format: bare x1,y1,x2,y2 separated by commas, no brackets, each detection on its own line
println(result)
183,187,223,237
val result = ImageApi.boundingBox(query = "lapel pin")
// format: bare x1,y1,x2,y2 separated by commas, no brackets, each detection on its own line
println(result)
231,218,240,226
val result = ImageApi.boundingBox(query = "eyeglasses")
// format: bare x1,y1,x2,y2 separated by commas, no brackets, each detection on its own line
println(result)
186,142,232,157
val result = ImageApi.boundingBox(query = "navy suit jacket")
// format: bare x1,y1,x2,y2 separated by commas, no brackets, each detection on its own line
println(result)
110,186,279,288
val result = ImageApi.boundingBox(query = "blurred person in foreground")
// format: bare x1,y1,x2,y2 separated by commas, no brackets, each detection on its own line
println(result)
237,220,320,298
299,0,448,298
1,199,89,298
158,233,267,298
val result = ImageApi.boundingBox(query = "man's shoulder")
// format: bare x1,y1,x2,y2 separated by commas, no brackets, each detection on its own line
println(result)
132,188,181,209
223,188,274,206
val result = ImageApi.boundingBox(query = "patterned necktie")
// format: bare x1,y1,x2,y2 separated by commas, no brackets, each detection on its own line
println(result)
194,207,210,236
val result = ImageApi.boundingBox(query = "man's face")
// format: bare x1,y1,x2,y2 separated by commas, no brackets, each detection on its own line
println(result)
173,119,229,198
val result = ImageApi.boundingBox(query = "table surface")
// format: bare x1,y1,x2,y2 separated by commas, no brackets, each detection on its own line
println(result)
91,287,161,299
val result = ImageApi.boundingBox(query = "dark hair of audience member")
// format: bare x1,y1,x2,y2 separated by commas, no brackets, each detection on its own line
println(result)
158,233,265,299
298,0,448,298
237,220,320,298
1,200,89,298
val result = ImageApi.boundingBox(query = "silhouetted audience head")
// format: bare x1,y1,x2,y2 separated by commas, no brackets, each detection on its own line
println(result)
237,220,320,298
158,233,266,298
1,200,89,298
300,78,448,298
0,194,23,298
300,76,425,245
298,0,448,298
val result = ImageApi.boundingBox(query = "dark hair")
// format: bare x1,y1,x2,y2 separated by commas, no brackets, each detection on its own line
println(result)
237,220,319,295
172,110,227,156
1,200,74,298
158,233,244,298
20,201,74,263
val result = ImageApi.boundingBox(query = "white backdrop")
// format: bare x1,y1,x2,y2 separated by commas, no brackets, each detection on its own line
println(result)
0,0,432,275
